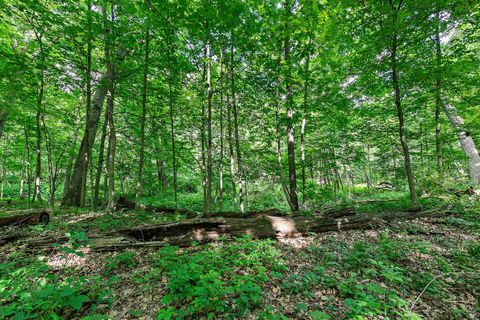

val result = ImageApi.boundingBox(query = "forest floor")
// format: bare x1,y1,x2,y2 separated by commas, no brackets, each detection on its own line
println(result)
1,193,479,319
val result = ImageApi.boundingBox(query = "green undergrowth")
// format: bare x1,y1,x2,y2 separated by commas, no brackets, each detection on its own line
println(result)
0,252,116,319
127,238,283,319
269,229,480,319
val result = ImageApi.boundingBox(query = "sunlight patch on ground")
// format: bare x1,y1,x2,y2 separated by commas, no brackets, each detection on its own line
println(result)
46,246,91,269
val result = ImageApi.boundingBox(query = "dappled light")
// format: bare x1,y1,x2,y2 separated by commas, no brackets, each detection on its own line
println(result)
1,0,479,318
46,246,92,269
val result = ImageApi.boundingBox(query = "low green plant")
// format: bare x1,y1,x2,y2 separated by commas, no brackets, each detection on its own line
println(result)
0,257,115,319
154,237,281,319
106,251,137,271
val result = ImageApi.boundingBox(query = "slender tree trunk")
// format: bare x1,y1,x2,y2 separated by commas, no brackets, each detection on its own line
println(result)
80,0,93,207
102,128,111,208
390,8,419,210
226,88,237,210
93,108,108,209
41,116,55,205
230,36,244,215
200,21,208,215
206,24,213,214
275,74,293,209
434,10,443,178
0,136,5,199
33,56,44,205
24,122,32,201
19,138,27,199
301,37,311,207
0,111,6,140
219,48,225,211
284,14,299,212
104,3,116,211
167,35,178,208
135,27,150,208
444,104,480,184
63,97,82,200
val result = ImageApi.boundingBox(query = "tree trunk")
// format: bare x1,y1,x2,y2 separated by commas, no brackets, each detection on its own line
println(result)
80,0,93,208
434,9,444,179
301,37,312,207
206,23,213,214
93,107,108,209
0,111,6,140
104,3,116,212
226,88,237,210
135,27,150,208
390,7,419,210
0,137,5,199
201,21,208,215
444,104,480,184
218,48,225,211
41,115,55,205
284,9,299,212
63,97,82,200
167,34,178,208
19,139,26,199
33,64,44,204
275,74,293,209
230,36,244,215
62,2,108,206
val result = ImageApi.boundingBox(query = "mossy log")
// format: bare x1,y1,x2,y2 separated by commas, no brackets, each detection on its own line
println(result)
23,208,449,251
0,208,51,227
78,208,449,251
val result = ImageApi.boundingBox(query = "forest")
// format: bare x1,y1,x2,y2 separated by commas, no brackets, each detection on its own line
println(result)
0,0,479,319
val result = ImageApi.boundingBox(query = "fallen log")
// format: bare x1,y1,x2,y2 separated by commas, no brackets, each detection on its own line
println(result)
0,208,51,228
25,208,450,251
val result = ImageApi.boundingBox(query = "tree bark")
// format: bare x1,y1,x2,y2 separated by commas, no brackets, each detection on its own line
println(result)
434,9,443,178
390,4,419,210
0,208,50,229
284,5,299,212
63,97,82,200
218,48,225,211
135,27,150,208
80,0,93,208
206,23,213,214
201,21,208,215
444,104,480,184
301,37,312,207
41,115,55,205
167,33,178,208
104,3,117,211
0,111,6,140
275,74,293,209
226,88,237,210
230,35,244,215
93,106,108,209
33,53,44,204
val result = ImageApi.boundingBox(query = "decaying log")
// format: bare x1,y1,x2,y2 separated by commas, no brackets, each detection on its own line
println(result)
24,208,450,251
0,208,51,228
446,187,476,197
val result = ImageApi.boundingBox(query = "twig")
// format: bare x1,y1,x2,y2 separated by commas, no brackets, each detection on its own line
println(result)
410,271,480,312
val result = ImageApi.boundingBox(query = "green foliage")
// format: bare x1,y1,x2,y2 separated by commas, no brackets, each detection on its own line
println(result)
152,237,281,319
106,251,137,271
0,256,115,319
